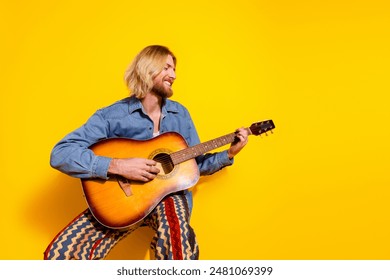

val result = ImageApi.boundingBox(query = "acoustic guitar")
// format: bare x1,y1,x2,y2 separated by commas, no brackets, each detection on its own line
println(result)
81,120,275,229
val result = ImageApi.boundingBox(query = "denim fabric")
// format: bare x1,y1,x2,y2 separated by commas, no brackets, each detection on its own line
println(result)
50,95,233,210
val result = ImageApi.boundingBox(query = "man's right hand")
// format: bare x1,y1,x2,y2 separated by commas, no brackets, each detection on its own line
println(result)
108,158,160,182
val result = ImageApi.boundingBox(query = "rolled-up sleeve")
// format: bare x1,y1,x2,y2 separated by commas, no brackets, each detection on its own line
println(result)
196,150,234,176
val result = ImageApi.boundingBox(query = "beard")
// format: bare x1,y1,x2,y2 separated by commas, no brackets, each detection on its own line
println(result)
152,81,173,98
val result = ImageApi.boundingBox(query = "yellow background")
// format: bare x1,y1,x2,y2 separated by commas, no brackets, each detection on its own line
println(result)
1,0,389,260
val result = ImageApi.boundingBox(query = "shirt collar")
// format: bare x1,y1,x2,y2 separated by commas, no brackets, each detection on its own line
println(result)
128,95,143,114
128,95,179,115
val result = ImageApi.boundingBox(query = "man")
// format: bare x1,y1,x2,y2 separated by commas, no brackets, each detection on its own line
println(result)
44,45,249,260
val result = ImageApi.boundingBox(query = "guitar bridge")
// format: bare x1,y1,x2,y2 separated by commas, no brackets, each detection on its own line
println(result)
116,176,132,197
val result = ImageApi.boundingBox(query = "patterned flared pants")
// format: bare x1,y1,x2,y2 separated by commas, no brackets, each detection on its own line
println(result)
44,193,199,260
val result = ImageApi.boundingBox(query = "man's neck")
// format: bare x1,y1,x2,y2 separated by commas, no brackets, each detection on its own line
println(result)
141,92,163,116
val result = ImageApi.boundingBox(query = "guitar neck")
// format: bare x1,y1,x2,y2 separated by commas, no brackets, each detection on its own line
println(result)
170,128,251,165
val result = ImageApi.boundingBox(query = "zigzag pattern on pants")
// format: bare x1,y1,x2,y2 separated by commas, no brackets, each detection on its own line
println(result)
44,193,199,260
146,194,199,260
175,195,198,258
44,209,131,260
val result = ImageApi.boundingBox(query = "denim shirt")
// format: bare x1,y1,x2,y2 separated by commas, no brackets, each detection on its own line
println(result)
50,95,233,210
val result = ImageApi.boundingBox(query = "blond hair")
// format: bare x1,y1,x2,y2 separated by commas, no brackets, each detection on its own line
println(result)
124,45,176,99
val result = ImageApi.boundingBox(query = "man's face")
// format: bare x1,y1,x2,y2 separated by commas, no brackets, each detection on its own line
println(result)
152,55,176,98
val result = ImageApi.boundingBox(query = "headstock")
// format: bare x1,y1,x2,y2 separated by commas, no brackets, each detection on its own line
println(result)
249,120,275,136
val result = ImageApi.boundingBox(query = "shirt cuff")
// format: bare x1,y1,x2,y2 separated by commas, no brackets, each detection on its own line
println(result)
92,156,112,179
218,150,234,167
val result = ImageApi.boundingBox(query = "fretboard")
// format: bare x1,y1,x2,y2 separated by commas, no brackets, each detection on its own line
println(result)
170,130,245,165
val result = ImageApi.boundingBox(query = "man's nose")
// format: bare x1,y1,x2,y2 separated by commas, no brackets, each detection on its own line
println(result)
169,68,176,79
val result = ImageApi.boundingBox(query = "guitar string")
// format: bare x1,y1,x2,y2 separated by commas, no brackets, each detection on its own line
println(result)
146,132,240,170
111,123,271,168
145,125,272,166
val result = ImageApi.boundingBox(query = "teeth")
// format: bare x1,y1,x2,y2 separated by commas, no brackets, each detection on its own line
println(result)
164,81,172,86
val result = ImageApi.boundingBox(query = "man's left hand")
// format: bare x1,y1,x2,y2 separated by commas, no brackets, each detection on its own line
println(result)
227,127,249,159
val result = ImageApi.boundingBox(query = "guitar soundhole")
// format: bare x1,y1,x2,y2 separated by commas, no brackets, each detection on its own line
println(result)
153,153,174,176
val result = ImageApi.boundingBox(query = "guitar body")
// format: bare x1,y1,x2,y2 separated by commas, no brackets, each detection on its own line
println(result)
81,132,200,229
